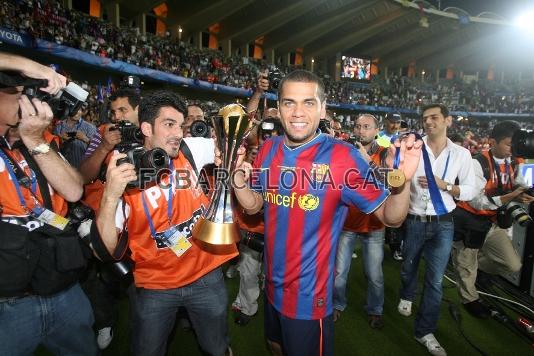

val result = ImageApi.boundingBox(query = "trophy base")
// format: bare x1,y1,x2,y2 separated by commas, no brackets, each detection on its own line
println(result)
192,218,241,245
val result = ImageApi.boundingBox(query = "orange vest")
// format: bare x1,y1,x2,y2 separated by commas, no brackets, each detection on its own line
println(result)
82,125,111,212
0,132,67,219
343,144,386,233
457,150,524,218
122,151,237,289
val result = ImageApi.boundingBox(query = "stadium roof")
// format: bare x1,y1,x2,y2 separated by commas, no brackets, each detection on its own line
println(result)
112,0,534,72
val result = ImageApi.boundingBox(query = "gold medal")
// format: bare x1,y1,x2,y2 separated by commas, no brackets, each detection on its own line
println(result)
387,169,406,188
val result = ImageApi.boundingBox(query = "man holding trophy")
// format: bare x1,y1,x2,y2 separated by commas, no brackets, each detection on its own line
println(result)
226,70,423,356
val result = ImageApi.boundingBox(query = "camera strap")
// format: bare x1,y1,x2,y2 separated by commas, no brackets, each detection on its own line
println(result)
488,150,513,192
141,161,175,236
0,147,46,211
179,140,198,176
18,145,53,210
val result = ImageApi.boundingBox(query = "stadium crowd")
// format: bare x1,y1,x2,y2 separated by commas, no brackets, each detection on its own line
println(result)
2,0,534,115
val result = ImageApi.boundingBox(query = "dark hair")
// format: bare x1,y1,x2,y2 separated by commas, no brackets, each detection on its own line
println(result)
187,103,204,113
421,103,449,118
139,90,187,126
109,88,140,109
490,120,521,143
278,70,325,103
448,133,464,143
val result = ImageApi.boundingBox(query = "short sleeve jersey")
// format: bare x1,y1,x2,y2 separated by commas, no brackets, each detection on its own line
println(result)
251,133,389,319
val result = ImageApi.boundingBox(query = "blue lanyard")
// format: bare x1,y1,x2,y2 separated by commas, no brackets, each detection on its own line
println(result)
0,149,37,212
141,161,174,237
421,143,448,216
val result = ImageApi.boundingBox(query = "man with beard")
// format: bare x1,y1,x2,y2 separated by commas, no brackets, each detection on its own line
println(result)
95,91,237,356
229,70,423,356
333,114,388,329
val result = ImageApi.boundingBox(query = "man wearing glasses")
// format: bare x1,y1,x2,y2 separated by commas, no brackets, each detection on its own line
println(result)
333,114,388,329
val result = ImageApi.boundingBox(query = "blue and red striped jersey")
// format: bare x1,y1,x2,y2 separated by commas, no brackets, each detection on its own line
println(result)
251,133,389,320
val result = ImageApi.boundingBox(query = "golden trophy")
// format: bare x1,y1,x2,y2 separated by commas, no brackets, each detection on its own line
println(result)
193,104,254,245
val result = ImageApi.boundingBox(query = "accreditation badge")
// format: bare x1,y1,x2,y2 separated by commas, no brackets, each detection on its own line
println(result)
156,225,192,258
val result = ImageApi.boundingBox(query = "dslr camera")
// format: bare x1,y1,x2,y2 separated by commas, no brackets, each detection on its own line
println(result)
189,120,212,138
318,119,332,134
24,81,89,120
265,66,283,91
110,120,144,151
109,121,170,189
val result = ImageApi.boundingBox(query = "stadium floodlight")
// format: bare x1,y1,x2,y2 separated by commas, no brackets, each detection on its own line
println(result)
514,11,534,32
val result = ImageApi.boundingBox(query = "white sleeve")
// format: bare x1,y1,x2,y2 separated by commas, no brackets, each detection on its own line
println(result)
114,199,131,231
456,148,478,201
466,159,499,211
183,137,215,170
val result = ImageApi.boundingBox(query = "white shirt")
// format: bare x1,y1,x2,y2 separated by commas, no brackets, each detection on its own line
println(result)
409,136,477,215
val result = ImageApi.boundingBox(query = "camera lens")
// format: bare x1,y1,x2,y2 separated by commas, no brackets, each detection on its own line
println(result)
512,129,534,158
140,148,169,170
190,120,210,138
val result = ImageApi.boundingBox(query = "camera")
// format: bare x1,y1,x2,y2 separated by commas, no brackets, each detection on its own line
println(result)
346,135,361,146
258,119,283,141
66,202,95,248
189,120,211,138
242,231,264,253
120,75,141,90
497,187,534,228
24,81,89,120
318,119,332,134
512,129,534,158
67,131,77,139
110,120,144,151
267,67,283,91
117,146,170,189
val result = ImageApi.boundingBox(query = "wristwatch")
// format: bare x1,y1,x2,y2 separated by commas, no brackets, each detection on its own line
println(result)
29,143,51,156
446,183,453,192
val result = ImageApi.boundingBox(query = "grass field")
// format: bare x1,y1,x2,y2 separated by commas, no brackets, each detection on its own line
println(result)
37,245,534,356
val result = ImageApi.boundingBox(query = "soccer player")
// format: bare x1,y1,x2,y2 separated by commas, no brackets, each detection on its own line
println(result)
228,70,422,356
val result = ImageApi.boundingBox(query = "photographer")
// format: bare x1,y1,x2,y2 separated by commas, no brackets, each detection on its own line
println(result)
96,90,237,356
0,53,96,354
333,114,388,329
183,103,205,137
452,121,534,319
79,88,140,185
54,103,96,168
